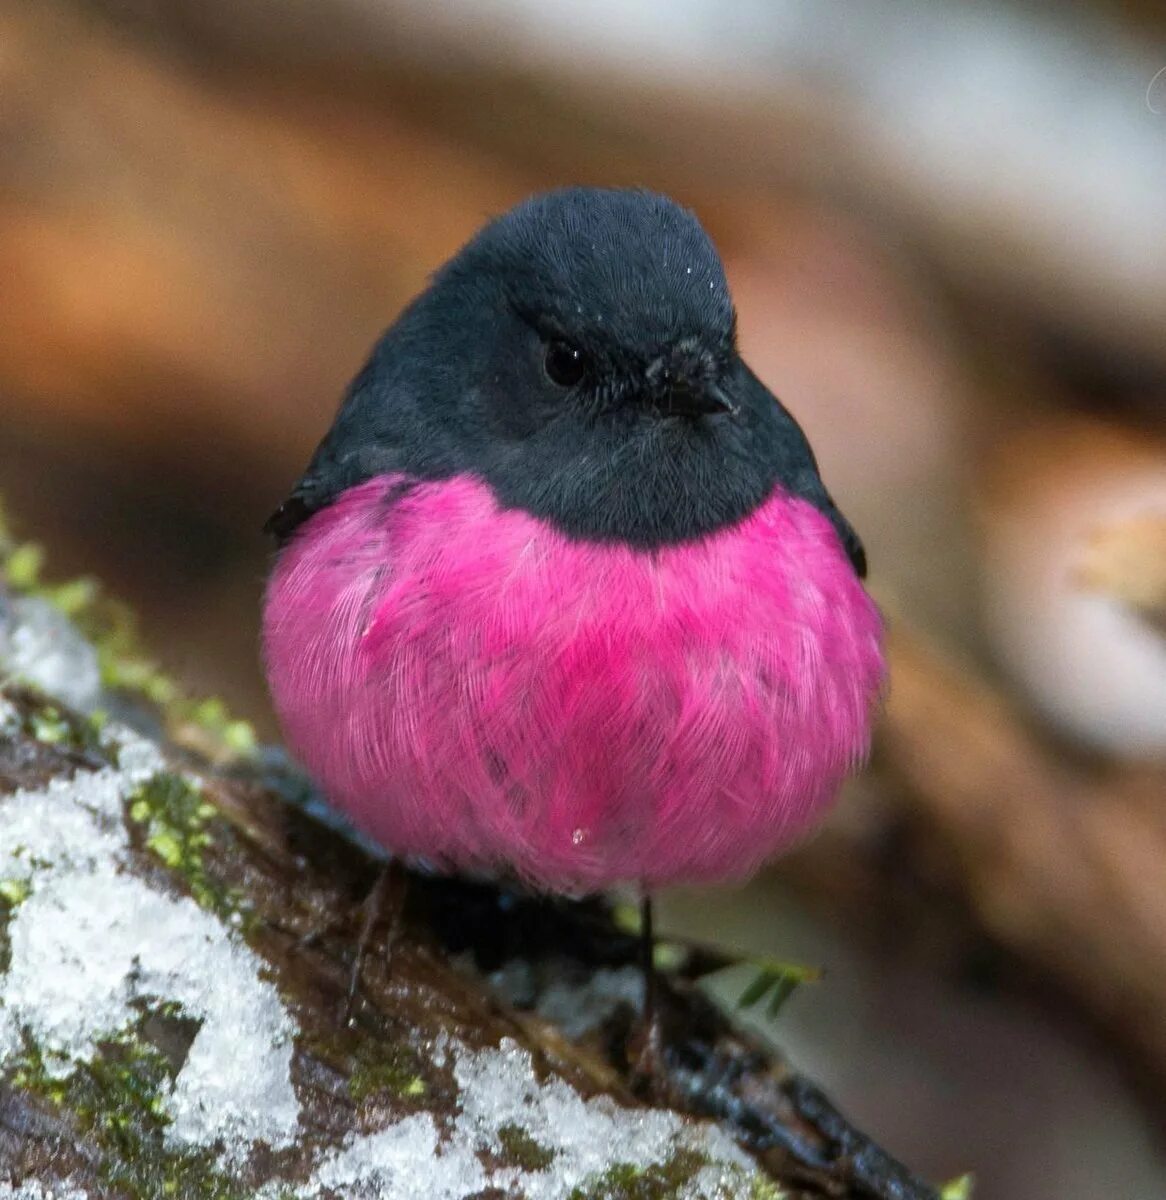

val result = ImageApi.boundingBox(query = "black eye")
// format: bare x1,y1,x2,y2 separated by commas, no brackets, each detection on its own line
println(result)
543,339,587,388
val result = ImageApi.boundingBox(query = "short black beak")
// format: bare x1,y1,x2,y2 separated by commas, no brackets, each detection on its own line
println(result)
659,380,738,419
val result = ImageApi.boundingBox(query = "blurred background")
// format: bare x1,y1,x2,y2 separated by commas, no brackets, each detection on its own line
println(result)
1,1,1164,1194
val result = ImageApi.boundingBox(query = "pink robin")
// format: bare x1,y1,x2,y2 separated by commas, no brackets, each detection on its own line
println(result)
262,187,885,1045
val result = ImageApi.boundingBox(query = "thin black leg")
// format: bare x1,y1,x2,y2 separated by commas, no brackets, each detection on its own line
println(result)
630,891,668,1096
640,892,656,1032
342,861,404,1023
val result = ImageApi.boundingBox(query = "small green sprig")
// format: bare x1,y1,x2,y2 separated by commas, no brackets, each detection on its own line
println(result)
612,902,821,1020
736,959,823,1021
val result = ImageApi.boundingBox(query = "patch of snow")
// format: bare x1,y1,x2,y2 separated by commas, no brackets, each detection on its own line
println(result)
0,597,102,713
0,770,138,887
111,725,171,777
682,1162,769,1200
0,724,301,1165
306,1114,487,1200
286,1036,760,1199
456,1038,755,1198
0,1183,92,1200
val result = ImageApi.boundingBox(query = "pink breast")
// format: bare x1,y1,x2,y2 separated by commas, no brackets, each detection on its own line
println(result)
262,475,884,892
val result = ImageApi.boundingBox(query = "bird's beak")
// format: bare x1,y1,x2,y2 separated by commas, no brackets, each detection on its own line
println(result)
659,379,738,419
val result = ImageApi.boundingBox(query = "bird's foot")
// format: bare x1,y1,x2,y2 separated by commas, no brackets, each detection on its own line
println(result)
627,1009,674,1105
341,860,407,1025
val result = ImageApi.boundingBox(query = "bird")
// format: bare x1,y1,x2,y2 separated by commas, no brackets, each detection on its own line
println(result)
261,186,885,1048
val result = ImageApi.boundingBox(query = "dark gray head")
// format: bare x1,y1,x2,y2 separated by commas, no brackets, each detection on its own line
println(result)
268,186,865,574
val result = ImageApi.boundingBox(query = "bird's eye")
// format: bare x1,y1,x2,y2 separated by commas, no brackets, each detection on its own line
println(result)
543,339,587,388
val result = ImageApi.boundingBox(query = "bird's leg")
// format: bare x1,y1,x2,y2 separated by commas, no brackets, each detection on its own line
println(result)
342,860,406,1024
630,891,666,1092
640,892,657,1033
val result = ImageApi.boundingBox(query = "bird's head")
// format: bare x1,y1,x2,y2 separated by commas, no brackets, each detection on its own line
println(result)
268,187,865,574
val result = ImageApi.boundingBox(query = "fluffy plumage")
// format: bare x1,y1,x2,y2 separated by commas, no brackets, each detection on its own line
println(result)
264,475,882,891
262,186,885,893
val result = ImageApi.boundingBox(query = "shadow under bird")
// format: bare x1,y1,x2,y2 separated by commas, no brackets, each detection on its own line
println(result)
262,187,885,1031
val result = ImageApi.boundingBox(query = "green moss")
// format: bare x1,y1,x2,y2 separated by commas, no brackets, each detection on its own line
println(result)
86,604,255,757
569,1149,709,1199
9,1029,250,1200
44,578,176,710
8,691,112,762
3,541,45,590
28,705,71,745
0,890,16,975
568,1155,783,1200
126,774,243,921
497,1121,556,1171
0,877,30,906
185,697,257,757
0,865,33,974
0,525,255,761
348,1040,428,1102
0,528,174,709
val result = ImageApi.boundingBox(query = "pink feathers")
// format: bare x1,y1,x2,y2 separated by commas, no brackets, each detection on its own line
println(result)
262,475,884,892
